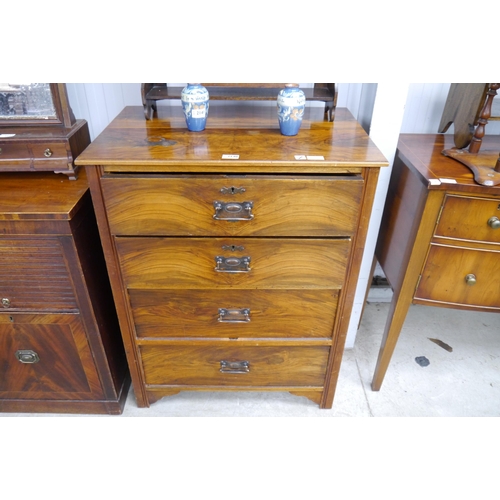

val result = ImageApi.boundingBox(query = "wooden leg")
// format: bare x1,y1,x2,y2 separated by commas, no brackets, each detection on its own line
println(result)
358,254,378,329
371,284,413,391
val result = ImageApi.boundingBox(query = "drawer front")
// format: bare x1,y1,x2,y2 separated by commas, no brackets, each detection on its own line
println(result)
140,344,330,387
129,289,339,338
115,237,350,289
0,142,31,166
0,238,78,311
0,313,103,399
101,175,363,237
415,244,500,309
31,142,69,169
436,195,500,244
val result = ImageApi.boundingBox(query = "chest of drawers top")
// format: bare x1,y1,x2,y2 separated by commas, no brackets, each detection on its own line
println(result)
75,106,388,172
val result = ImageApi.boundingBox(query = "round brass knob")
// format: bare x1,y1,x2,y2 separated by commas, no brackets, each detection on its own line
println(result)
43,148,53,157
1,297,11,307
465,274,477,286
488,216,500,229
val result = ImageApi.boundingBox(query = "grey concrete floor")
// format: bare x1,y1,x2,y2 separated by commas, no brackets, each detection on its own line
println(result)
3,299,499,417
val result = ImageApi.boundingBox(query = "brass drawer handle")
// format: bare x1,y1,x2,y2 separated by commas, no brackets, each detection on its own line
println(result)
1,298,11,308
220,360,250,373
15,350,40,364
218,308,251,323
213,201,254,221
465,274,477,286
488,216,500,229
43,148,53,157
215,256,251,273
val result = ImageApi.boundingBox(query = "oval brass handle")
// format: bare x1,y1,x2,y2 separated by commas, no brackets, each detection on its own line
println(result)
0,147,2,154
488,216,500,229
218,308,251,323
15,350,40,364
43,148,53,157
215,256,251,273
1,298,11,308
213,201,254,221
220,360,250,373
465,274,477,286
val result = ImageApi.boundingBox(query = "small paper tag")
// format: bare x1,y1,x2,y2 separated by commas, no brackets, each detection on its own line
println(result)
439,178,457,184
428,179,441,186
0,133,16,138
306,155,325,160
222,154,239,159
191,108,206,118
295,155,307,160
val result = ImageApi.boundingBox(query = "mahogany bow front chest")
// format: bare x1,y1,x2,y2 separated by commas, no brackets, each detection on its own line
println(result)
76,105,387,409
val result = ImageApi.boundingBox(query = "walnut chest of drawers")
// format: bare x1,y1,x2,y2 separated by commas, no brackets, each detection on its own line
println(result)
76,105,387,409
0,170,130,413
371,134,500,391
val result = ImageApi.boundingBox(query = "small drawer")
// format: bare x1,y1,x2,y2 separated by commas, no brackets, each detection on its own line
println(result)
31,142,69,167
140,344,330,387
0,142,31,165
435,195,500,244
101,175,363,237
415,244,500,309
129,288,339,338
0,238,77,311
115,237,350,289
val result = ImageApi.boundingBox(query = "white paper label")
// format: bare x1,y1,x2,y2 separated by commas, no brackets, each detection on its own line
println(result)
439,178,457,184
306,156,325,160
222,154,239,159
0,133,16,138
428,179,441,186
295,155,307,160
192,108,206,118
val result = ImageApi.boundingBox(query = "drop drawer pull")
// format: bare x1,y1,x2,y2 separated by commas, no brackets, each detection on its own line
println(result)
220,360,250,373
488,216,500,229
215,256,251,273
213,201,254,221
218,308,251,323
43,148,53,157
1,298,11,308
465,274,477,286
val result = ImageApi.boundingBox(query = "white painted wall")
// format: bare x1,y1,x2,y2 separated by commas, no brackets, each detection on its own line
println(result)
66,83,499,349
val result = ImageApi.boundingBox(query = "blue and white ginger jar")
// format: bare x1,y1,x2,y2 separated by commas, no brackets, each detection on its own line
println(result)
181,83,209,131
277,84,306,136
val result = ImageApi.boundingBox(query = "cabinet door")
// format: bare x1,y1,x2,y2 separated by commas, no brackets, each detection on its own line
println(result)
0,314,104,400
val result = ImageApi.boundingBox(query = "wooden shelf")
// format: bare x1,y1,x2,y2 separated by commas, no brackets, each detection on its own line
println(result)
141,83,337,121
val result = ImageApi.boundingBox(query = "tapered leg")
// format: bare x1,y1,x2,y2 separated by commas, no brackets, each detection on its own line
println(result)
371,284,413,391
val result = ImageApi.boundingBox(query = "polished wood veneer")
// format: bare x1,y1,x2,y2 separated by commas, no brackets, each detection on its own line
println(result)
370,134,500,391
76,105,387,409
0,171,130,414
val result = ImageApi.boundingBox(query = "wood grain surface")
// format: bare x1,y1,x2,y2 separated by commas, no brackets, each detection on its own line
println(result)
115,237,350,289
101,174,363,237
129,288,339,338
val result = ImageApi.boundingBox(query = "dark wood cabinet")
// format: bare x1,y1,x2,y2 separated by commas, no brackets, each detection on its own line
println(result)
76,105,387,409
0,171,130,414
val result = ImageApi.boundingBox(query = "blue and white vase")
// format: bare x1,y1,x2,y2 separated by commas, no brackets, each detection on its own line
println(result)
277,84,306,136
181,83,209,131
